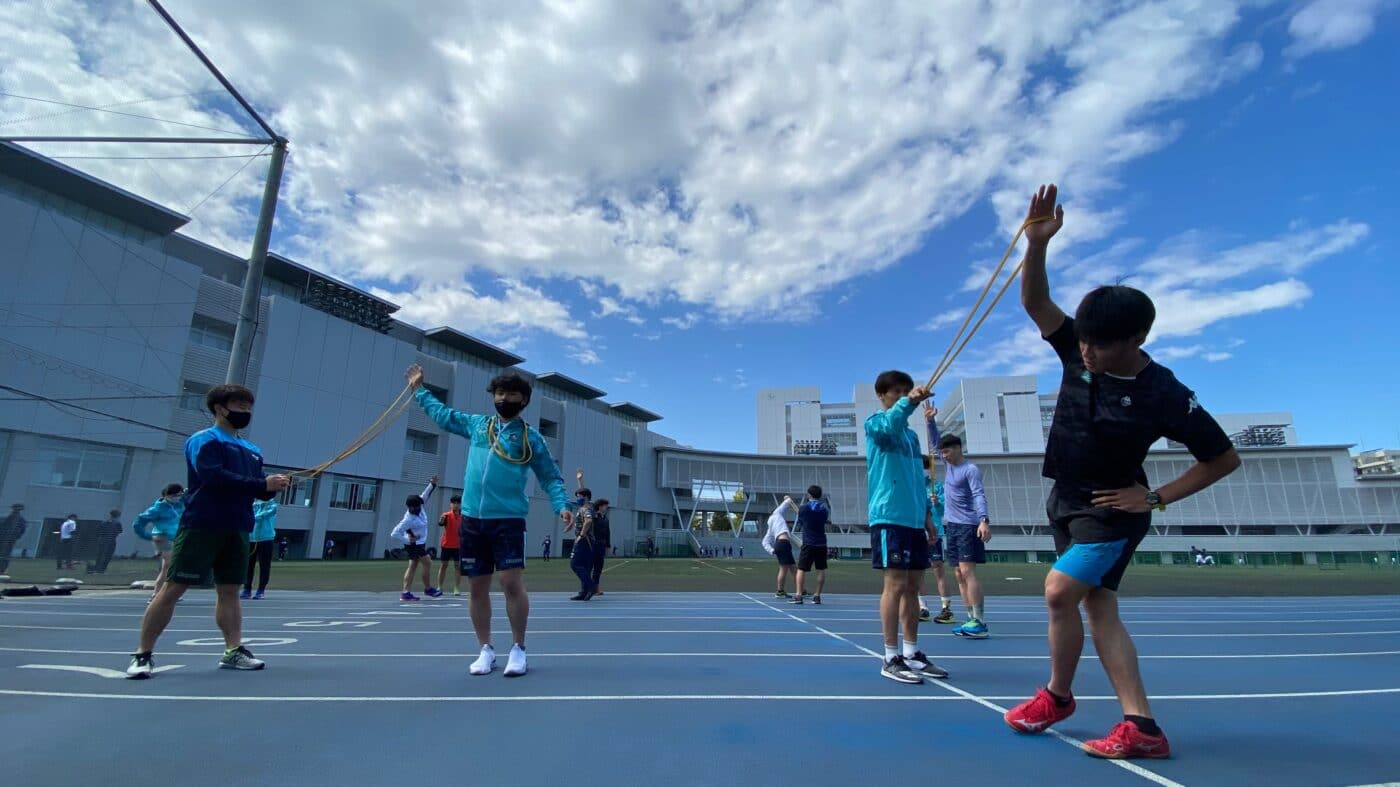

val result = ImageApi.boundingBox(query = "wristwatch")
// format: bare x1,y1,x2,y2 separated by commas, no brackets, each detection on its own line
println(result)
1145,490,1167,512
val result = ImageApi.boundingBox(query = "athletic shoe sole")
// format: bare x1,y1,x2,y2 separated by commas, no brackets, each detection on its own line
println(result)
953,630,990,639
218,661,265,671
880,669,923,685
125,670,152,680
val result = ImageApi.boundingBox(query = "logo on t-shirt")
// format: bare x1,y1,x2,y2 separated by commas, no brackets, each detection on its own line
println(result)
1187,395,1200,413
1120,396,1132,407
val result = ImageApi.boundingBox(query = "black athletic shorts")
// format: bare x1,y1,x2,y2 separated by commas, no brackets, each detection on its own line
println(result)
870,525,930,571
460,517,526,577
404,543,428,560
1047,486,1150,592
798,544,828,571
773,539,796,566
438,546,460,562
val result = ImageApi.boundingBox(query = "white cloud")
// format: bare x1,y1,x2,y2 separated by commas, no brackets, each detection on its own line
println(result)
1286,0,1387,58
370,279,587,343
1203,352,1233,362
569,347,602,365
661,312,700,330
1153,345,1207,361
594,296,646,326
918,312,964,332
612,370,638,384
0,0,1283,327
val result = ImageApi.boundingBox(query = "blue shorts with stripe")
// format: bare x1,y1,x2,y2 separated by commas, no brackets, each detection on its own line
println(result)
870,525,931,571
1047,486,1150,592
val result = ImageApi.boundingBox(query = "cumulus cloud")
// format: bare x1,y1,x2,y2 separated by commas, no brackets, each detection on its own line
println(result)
1,0,1289,342
1286,0,1388,58
370,279,587,343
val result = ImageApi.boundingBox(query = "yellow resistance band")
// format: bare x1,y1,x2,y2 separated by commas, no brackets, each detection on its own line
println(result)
290,383,417,480
925,214,1051,391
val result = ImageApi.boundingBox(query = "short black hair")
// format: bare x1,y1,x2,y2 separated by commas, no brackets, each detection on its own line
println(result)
206,384,255,415
874,370,915,395
162,483,184,497
109,509,121,518
576,488,592,500
67,513,77,519
593,498,610,509
938,433,962,450
1075,285,1155,345
487,372,533,401
449,495,461,503
406,495,424,508
807,485,822,499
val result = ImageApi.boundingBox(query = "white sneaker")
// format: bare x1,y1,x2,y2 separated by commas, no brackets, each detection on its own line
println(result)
469,645,496,675
504,644,527,677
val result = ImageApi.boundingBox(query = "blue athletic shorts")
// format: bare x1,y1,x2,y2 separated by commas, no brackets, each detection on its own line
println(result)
1047,487,1149,592
459,517,526,577
944,523,986,565
870,525,931,571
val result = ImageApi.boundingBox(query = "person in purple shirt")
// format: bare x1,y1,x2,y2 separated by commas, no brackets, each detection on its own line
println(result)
938,433,991,639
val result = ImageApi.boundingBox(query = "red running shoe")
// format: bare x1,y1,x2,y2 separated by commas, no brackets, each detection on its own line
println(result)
1083,721,1171,760
1004,687,1076,733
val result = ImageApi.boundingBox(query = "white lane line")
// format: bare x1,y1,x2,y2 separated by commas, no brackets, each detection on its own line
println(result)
4,645,1400,660
739,592,1182,787
601,560,633,574
18,664,183,678
5,688,1396,703
0,624,826,635
695,560,737,576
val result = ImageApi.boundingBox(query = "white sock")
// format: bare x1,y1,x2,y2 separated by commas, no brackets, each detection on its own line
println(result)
884,645,899,661
941,597,952,608
972,604,984,622
918,596,929,610
902,640,918,659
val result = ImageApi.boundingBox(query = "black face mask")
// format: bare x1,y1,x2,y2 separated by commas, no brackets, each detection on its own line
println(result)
494,400,525,420
224,409,252,430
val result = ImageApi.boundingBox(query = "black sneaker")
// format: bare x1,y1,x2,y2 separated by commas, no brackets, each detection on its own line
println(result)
789,595,805,604
812,596,822,605
125,652,154,679
934,607,956,624
918,607,932,622
905,651,949,679
569,592,590,601
881,656,924,684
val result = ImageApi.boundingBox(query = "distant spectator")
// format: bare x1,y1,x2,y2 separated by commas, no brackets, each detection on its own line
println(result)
89,509,123,574
0,503,26,574
57,514,79,571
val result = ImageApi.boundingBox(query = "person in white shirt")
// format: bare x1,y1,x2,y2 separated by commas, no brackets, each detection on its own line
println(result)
56,514,78,571
762,496,798,598
391,476,440,601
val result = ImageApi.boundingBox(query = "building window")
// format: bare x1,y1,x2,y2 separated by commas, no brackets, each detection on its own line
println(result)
822,414,855,429
620,442,634,459
31,437,130,491
405,429,439,454
619,474,632,489
265,466,314,507
327,475,379,512
189,315,235,352
179,380,212,411
637,512,651,531
538,418,559,439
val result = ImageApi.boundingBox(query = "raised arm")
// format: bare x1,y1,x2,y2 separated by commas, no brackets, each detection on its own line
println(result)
865,388,931,440
1019,184,1068,337
407,364,482,437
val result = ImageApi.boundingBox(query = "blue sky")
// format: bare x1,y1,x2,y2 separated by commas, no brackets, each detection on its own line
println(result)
4,1,1396,453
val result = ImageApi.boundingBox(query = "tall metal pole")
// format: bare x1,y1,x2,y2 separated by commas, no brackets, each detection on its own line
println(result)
226,138,288,385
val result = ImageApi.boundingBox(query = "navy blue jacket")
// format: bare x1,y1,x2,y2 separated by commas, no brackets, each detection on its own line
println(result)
180,427,274,532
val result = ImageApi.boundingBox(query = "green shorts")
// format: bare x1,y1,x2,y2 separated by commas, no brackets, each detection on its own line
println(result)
167,528,249,585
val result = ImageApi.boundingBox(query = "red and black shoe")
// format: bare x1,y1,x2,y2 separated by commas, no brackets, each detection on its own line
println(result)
1083,721,1171,760
1004,687,1076,734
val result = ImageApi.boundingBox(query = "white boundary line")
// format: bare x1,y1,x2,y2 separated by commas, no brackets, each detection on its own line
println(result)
7,622,1400,638
4,645,1400,660
3,688,1399,703
739,592,1183,787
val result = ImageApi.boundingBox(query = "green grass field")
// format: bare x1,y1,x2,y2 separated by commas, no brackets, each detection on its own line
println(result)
4,557,1398,596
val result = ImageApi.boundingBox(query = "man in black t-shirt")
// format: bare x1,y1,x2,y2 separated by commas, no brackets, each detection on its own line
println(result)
1002,184,1241,761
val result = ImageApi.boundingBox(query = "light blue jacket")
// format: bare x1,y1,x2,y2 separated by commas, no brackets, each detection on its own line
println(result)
415,388,571,520
865,396,933,529
251,499,278,543
132,497,184,540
